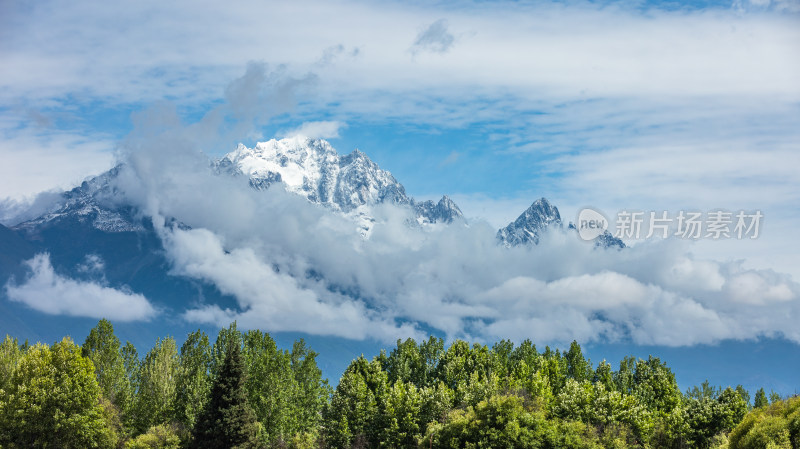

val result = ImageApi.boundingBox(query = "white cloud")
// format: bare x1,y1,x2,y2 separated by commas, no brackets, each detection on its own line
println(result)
281,120,346,140
2,0,797,107
168,227,422,342
106,116,800,345
0,118,116,201
2,0,799,346
5,254,157,322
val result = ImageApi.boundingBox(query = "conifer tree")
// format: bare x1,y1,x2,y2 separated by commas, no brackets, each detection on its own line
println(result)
191,338,262,449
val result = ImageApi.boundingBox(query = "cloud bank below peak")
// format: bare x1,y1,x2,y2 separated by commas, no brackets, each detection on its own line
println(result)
105,107,800,346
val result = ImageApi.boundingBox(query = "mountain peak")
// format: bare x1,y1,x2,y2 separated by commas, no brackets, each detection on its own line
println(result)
413,195,464,225
497,197,562,246
216,138,463,225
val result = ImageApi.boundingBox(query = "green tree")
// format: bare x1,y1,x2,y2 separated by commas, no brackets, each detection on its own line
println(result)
508,362,553,408
175,330,212,431
191,338,262,449
242,329,294,444
565,341,592,383
425,394,601,449
0,335,22,394
735,385,751,408
386,338,425,386
614,356,637,395
633,356,681,415
378,380,423,447
593,360,615,391
491,339,515,380
0,337,117,448
419,336,445,387
684,386,748,448
323,356,388,447
121,341,141,433
753,388,769,408
553,379,652,443
125,423,182,449
289,339,329,437
435,340,493,405
728,395,800,449
132,337,179,434
211,322,242,379
418,381,455,429
83,319,130,409
509,339,540,374
540,351,567,396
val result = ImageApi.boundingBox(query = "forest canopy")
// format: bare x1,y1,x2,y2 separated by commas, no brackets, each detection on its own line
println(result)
0,320,796,449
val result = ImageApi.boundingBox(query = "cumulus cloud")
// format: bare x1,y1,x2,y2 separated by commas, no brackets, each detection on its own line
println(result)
167,227,422,341
107,104,800,346
282,120,346,140
33,54,789,347
5,253,157,321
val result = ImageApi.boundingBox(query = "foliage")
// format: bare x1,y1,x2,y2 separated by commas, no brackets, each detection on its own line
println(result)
175,330,212,431
131,337,180,434
125,423,183,449
83,318,133,420
0,335,23,395
754,388,769,409
684,386,749,448
424,394,602,449
0,337,118,448
728,396,800,449
323,356,388,447
192,336,263,449
1,322,777,449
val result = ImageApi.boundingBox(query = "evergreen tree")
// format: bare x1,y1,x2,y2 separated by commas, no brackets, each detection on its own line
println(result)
753,388,768,408
191,338,261,449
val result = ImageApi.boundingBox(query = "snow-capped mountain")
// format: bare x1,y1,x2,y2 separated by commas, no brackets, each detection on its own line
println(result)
413,195,463,225
8,137,622,251
11,137,463,238
13,166,143,236
215,137,463,225
0,135,630,376
497,198,562,246
498,197,625,249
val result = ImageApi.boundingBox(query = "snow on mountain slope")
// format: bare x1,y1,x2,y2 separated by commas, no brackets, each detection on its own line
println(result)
497,197,562,246
498,197,625,249
12,136,624,250
12,137,464,239
216,136,463,226
13,167,144,235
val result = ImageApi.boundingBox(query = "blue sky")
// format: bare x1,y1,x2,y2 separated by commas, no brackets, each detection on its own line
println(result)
1,0,799,391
